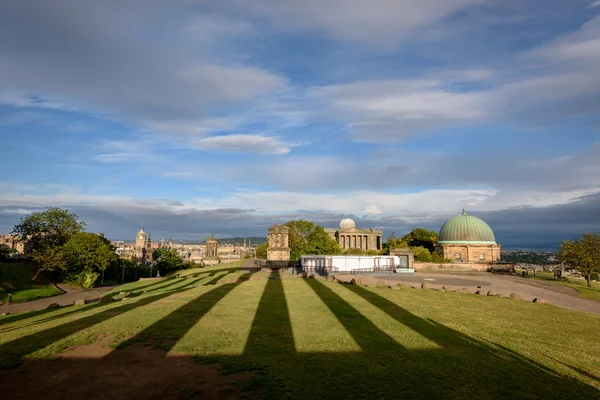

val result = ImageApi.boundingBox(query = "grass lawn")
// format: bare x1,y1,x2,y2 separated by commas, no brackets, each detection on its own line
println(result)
0,262,62,304
1,263,599,399
521,270,600,301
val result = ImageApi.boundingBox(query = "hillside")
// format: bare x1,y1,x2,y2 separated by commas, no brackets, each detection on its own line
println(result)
1,264,599,399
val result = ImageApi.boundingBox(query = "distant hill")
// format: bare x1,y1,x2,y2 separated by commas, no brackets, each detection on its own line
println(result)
214,237,267,246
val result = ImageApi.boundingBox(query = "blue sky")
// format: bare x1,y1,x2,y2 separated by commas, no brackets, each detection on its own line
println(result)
1,0,599,248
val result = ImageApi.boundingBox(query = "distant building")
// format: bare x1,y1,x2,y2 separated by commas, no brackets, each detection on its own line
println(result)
325,218,383,251
436,210,501,263
0,234,27,254
135,225,153,264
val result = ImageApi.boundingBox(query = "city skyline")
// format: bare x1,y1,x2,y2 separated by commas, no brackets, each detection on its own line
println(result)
1,1,599,249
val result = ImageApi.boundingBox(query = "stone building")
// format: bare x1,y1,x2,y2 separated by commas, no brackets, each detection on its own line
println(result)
135,225,153,265
325,218,383,251
0,234,26,254
436,210,501,263
267,224,291,261
203,235,220,266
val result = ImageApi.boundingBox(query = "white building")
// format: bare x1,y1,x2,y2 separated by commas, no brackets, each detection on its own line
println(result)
300,255,414,274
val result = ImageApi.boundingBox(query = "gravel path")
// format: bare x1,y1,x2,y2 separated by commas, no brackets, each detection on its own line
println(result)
374,273,600,315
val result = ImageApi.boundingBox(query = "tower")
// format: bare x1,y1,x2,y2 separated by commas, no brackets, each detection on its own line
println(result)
135,225,147,265
136,225,146,248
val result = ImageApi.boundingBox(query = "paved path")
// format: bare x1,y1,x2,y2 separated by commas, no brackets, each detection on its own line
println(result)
372,272,600,315
0,285,116,314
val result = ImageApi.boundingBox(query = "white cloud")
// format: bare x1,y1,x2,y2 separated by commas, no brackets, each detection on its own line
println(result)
190,134,295,154
589,1,600,8
239,0,487,48
308,79,492,141
0,3,287,142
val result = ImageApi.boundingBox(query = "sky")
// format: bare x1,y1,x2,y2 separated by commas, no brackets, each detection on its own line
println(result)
1,0,599,249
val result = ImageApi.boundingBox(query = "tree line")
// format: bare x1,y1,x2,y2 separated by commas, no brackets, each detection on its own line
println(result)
5,209,599,288
7,207,192,288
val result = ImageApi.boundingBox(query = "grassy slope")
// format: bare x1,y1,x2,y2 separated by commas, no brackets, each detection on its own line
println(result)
0,262,62,304
1,266,599,399
522,270,600,301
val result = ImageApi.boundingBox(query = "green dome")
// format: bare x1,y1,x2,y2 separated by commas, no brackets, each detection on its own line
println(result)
438,210,497,244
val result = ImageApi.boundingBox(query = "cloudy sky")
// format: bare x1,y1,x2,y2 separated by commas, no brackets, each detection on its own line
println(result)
1,1,599,248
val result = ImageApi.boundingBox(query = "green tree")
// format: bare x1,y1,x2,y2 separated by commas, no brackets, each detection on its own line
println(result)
62,232,118,288
343,247,368,256
0,244,10,260
12,207,86,280
558,233,600,287
305,226,342,255
255,242,268,259
154,247,184,273
412,246,432,262
284,220,340,260
284,220,316,259
403,228,438,253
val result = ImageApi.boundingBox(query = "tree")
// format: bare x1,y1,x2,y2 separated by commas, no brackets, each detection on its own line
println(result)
255,242,268,259
412,246,432,262
305,226,342,255
0,244,10,260
154,247,184,273
384,232,410,252
284,220,340,260
62,232,118,288
12,207,86,280
558,233,600,287
284,220,317,260
403,228,438,253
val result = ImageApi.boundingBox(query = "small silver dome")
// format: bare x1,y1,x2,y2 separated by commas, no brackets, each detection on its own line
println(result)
340,218,356,230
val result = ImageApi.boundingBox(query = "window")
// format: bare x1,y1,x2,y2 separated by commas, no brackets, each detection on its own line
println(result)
479,253,486,261
454,253,462,261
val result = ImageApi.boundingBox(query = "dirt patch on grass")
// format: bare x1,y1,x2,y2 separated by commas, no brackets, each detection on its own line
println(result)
0,343,256,400
61,336,114,359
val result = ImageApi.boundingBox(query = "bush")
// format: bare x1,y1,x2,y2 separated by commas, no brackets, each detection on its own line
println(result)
591,272,599,282
63,269,100,288
430,252,450,263
413,246,432,262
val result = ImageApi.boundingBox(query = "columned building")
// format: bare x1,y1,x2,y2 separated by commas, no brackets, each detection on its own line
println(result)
436,210,501,263
203,235,220,266
326,218,383,251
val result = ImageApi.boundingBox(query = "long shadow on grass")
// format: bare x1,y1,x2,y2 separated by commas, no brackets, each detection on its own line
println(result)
243,272,295,358
114,278,175,294
0,307,67,328
118,273,252,352
313,281,600,399
0,303,114,334
226,277,600,399
3,276,599,399
0,286,200,369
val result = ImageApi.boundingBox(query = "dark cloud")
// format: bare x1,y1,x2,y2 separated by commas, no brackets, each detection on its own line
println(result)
2,193,599,249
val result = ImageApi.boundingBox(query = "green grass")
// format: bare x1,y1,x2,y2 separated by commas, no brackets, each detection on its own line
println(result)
521,270,600,301
1,268,599,399
0,262,62,304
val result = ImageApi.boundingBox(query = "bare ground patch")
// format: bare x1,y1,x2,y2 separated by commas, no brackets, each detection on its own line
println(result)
0,342,256,400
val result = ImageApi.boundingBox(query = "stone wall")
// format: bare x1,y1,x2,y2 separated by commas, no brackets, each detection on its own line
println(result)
415,262,491,273
262,260,300,274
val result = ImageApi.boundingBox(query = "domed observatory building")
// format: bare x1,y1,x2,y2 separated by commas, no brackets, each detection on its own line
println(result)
325,218,383,251
436,210,500,263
